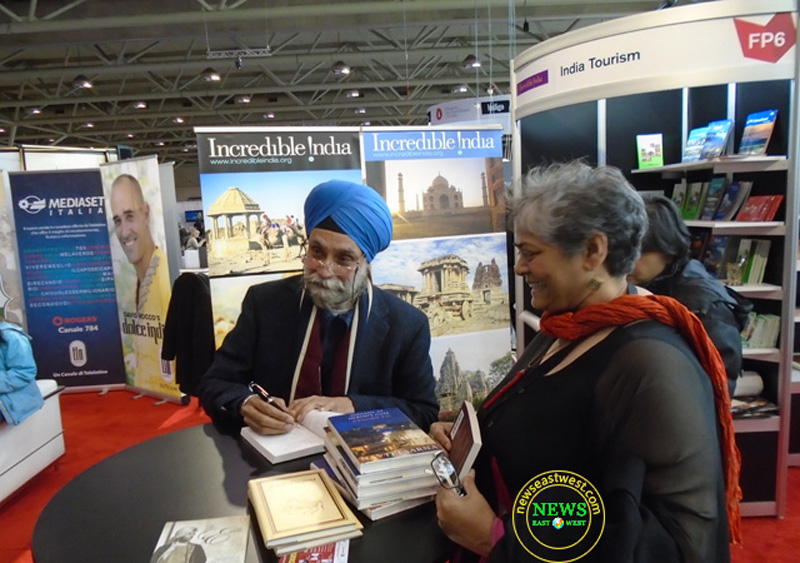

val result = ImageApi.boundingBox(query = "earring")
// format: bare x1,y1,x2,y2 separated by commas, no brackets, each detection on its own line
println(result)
588,278,602,291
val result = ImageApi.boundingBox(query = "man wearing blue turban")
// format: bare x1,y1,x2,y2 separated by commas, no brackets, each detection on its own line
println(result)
199,180,439,434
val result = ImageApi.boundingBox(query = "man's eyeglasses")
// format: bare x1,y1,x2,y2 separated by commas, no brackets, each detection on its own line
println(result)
302,245,363,276
430,451,466,496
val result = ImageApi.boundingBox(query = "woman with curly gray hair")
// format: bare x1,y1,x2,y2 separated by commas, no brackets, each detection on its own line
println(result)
430,160,737,563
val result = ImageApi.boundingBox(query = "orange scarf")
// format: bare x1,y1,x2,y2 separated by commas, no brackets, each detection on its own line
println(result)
539,293,742,546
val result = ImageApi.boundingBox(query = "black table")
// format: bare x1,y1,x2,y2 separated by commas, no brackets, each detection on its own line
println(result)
32,423,453,562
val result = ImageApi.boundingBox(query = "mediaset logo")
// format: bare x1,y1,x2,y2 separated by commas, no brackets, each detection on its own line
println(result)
512,470,604,562
18,195,46,214
17,194,105,216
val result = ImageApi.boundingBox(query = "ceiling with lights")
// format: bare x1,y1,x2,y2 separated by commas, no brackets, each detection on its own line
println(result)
0,0,681,167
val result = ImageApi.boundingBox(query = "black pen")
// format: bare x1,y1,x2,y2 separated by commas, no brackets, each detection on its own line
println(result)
248,381,292,415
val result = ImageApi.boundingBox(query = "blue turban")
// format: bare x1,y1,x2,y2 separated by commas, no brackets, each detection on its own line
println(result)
304,180,393,262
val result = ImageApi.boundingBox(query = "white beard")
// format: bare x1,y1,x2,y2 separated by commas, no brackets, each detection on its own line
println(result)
303,265,370,312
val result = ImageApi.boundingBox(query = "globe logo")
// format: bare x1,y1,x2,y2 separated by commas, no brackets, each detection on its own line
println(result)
552,517,565,529
18,195,47,214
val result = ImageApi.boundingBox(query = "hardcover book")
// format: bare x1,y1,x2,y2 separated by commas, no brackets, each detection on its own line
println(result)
323,427,436,490
698,177,728,221
327,408,442,474
738,109,778,155
447,401,482,483
248,469,363,555
700,119,734,160
636,133,664,169
682,126,709,162
240,409,340,464
735,194,784,222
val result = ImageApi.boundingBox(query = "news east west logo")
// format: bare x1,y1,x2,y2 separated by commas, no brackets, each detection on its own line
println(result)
512,470,605,562
17,194,105,216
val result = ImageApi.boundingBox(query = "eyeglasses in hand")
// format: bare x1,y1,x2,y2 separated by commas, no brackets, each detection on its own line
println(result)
430,451,466,496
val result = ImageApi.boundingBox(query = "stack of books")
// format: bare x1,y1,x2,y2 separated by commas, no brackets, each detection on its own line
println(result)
248,468,363,556
316,407,443,520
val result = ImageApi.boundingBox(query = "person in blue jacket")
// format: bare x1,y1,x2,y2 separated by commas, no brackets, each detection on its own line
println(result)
0,317,42,425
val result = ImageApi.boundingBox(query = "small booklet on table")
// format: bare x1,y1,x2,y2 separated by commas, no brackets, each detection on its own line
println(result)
150,514,250,563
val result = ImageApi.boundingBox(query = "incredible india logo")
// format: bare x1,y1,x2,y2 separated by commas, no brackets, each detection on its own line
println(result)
512,470,605,562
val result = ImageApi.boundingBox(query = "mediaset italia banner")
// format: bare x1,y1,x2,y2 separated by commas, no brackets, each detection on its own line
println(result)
8,169,125,388
195,127,362,345
99,156,180,400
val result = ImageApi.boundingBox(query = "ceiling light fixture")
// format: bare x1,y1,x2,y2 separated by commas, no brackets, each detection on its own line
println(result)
29,107,42,115
235,56,243,70
331,60,351,76
355,108,366,115
346,89,362,98
84,122,94,128
462,54,481,69
201,67,221,82
134,101,148,110
263,112,275,119
452,84,469,94
173,116,185,124
73,74,93,89
157,141,165,146
235,95,252,104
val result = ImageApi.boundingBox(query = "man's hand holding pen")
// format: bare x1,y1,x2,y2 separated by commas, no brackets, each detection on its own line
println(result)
241,382,295,435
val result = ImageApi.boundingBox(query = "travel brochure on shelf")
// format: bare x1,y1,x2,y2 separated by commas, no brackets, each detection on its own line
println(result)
698,177,727,221
651,110,779,170
150,515,250,563
712,181,752,221
247,469,363,556
699,119,734,160
681,126,708,162
701,235,770,285
636,133,664,169
734,194,784,222
682,182,707,220
738,109,778,156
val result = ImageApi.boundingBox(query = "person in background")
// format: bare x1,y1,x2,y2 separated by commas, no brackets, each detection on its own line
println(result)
430,161,738,562
183,228,204,251
0,316,42,425
628,193,752,397
198,180,439,434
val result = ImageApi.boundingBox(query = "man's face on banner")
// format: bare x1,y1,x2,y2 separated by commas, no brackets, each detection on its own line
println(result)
110,176,155,268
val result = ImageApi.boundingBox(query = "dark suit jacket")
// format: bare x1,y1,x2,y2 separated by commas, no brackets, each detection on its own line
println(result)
197,275,439,433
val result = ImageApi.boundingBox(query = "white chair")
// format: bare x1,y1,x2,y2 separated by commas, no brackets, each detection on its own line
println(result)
0,379,65,504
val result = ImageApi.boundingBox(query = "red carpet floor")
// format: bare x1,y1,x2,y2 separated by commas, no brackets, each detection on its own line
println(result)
0,389,797,563
0,390,211,563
